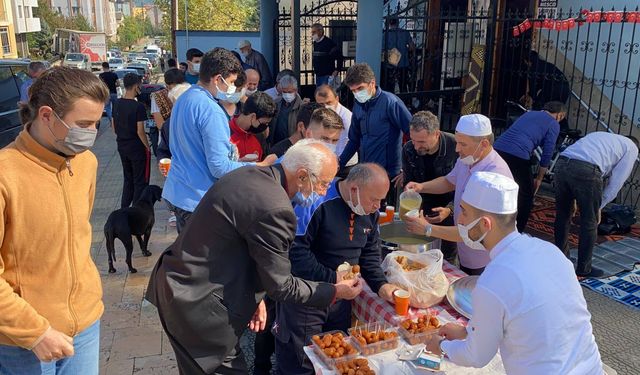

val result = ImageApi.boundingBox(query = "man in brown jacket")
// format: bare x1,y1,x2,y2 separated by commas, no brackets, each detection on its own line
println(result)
0,67,108,374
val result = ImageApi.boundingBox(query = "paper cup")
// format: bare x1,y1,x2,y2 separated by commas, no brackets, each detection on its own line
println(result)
159,158,171,175
405,209,420,219
393,289,410,316
244,153,259,161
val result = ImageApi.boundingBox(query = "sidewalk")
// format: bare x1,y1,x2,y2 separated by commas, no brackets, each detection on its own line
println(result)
90,120,639,374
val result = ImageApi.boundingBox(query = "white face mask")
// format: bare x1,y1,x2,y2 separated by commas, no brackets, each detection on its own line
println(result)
312,34,320,43
347,186,367,216
246,88,258,96
191,63,200,73
282,92,296,103
459,142,482,166
457,217,488,250
353,88,372,103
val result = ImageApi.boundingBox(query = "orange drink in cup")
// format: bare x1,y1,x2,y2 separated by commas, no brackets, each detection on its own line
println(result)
393,289,410,316
159,158,171,177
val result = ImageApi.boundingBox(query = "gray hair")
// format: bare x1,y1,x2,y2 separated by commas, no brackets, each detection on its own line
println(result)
345,163,387,185
410,111,440,133
281,139,334,175
279,75,298,89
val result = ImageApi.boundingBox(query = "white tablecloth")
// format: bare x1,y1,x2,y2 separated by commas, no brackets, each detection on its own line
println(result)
304,342,506,375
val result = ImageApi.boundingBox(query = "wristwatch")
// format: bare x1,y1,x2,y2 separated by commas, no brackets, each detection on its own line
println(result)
425,223,433,237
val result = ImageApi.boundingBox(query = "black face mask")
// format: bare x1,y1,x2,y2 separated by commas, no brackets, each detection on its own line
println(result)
248,121,269,134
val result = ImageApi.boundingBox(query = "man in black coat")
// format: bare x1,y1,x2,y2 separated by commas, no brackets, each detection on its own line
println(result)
311,23,342,87
146,141,362,375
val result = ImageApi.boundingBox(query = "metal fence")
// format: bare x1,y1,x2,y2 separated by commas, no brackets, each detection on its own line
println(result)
275,2,640,208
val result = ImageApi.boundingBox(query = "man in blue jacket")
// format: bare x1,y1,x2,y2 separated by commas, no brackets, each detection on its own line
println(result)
274,163,400,374
162,48,276,232
339,63,412,206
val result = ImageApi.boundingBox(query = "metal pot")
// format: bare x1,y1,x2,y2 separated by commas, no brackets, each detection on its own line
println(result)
379,221,441,254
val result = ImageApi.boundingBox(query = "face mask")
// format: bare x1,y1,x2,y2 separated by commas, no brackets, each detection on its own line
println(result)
457,217,488,250
225,90,243,104
248,119,269,134
282,93,296,103
215,76,237,101
291,171,321,207
241,51,249,58
246,88,258,96
312,35,320,43
322,141,337,153
459,142,482,166
353,88,372,103
191,63,200,73
347,186,367,216
49,112,97,155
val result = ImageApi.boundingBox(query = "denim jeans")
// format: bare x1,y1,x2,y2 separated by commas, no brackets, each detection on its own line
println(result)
0,320,100,375
554,157,603,275
165,200,193,234
105,93,118,120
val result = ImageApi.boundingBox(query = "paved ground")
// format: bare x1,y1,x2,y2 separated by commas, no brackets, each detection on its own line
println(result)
91,120,640,374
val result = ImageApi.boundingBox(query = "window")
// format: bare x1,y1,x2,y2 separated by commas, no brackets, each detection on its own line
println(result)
72,6,80,16
25,7,30,18
0,27,10,54
32,6,39,18
17,5,22,18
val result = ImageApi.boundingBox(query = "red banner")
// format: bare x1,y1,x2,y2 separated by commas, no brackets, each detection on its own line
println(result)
512,10,635,38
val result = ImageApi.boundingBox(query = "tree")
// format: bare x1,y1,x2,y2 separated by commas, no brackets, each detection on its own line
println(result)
154,0,259,35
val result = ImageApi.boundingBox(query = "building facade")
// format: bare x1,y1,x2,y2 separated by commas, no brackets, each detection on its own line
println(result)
0,0,18,58
11,0,40,57
49,0,118,37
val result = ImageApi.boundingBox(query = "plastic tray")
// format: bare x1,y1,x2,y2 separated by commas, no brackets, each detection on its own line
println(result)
348,321,399,356
397,315,441,345
310,330,360,370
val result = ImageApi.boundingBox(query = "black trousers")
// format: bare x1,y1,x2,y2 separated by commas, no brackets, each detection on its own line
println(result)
118,148,150,208
497,150,534,233
274,300,351,375
554,157,603,275
253,297,276,375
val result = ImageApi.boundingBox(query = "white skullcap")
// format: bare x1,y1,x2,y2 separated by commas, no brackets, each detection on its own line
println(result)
237,40,251,49
462,171,519,214
455,114,492,136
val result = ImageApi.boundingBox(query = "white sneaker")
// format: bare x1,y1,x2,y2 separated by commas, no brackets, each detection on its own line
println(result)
168,213,177,227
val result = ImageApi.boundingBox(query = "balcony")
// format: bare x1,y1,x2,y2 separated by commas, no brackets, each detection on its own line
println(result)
14,17,41,33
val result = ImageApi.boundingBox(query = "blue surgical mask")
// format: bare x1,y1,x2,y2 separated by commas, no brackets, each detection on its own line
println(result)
215,76,237,101
291,171,321,207
353,88,372,103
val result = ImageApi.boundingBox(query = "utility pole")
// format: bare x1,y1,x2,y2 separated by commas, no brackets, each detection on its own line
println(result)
171,0,177,57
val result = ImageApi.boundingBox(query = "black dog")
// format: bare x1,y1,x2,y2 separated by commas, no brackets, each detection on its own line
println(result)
104,185,163,273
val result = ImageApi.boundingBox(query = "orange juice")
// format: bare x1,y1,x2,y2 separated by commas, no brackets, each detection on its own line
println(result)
394,289,410,315
159,158,171,176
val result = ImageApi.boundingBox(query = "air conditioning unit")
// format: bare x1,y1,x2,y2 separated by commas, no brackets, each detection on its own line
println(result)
343,41,356,58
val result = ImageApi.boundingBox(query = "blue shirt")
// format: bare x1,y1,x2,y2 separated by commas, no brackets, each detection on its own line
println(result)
162,85,251,212
185,72,199,85
19,78,33,102
384,28,412,68
339,87,411,177
494,111,560,167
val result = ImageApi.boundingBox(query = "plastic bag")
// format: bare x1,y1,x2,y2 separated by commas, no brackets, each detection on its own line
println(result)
381,250,449,308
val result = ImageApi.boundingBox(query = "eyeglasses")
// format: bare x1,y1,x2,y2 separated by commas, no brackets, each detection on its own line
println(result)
311,173,332,190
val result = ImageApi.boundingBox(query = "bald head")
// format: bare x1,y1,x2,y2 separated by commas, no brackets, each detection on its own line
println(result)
245,69,260,92
344,163,389,214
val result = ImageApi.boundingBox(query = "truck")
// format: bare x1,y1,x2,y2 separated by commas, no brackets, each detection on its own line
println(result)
53,29,107,71
144,44,161,57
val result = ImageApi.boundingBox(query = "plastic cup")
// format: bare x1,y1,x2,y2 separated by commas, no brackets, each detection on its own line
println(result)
378,212,389,224
244,153,259,162
159,158,171,176
393,289,410,316
405,209,420,219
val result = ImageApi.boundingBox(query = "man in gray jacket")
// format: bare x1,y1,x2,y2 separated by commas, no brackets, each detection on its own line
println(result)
146,141,362,375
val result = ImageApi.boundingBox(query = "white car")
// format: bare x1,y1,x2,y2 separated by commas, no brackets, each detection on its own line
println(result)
108,58,125,70
63,53,91,70
134,58,153,70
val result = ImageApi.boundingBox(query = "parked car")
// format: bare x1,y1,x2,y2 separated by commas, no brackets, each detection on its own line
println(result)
145,54,158,66
133,57,153,70
62,53,91,70
108,58,125,70
0,59,29,148
126,53,140,63
122,64,151,84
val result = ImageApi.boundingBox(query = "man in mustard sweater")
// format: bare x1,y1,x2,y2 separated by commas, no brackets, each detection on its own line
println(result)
0,67,108,374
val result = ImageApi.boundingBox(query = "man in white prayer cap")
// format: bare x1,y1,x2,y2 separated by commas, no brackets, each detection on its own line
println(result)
424,171,603,375
405,114,513,274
